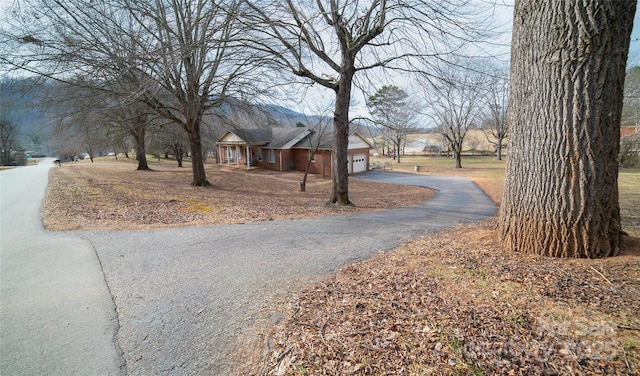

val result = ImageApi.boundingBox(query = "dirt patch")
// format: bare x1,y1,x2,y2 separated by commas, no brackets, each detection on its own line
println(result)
42,162,435,231
254,221,640,375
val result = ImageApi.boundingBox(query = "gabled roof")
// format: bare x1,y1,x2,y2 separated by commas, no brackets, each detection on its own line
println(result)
217,128,272,145
293,131,372,150
293,130,333,149
217,127,372,151
216,127,311,149
268,128,312,149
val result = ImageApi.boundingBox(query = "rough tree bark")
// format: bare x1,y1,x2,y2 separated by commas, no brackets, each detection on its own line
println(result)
186,120,210,186
498,0,636,258
330,70,354,205
131,116,150,171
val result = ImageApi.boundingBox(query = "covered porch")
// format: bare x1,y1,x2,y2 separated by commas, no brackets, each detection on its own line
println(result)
216,129,272,170
216,143,261,170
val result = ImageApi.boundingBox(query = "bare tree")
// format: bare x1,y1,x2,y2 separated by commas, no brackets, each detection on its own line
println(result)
0,117,17,165
123,0,260,186
480,72,509,160
421,63,487,168
0,77,56,160
619,133,640,167
498,0,635,258
0,80,18,165
299,105,332,192
366,85,417,164
114,107,153,170
155,121,190,167
97,78,158,170
1,0,257,186
239,0,493,204
42,83,127,162
2,1,156,166
56,81,156,169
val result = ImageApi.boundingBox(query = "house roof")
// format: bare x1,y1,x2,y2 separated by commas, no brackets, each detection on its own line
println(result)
217,127,372,151
268,128,311,149
293,131,372,151
216,127,311,149
292,130,333,149
217,128,272,145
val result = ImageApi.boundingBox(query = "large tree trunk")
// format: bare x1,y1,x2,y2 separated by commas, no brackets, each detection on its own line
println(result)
132,119,150,171
498,0,635,258
186,120,210,187
329,72,353,205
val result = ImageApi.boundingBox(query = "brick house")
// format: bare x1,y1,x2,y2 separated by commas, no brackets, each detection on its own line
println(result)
216,127,372,176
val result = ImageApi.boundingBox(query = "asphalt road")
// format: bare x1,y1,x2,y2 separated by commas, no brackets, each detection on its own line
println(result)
1,163,496,375
0,160,125,375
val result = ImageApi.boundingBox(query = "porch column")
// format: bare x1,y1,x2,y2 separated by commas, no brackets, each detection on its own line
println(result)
246,145,250,170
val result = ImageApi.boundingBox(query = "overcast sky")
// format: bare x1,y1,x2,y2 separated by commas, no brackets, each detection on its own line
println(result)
1,0,638,116
0,0,637,57
629,6,640,66
0,0,637,65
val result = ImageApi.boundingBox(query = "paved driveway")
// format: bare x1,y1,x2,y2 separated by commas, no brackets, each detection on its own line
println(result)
1,164,496,375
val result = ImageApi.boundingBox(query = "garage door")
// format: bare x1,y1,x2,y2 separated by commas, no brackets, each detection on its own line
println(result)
351,154,367,173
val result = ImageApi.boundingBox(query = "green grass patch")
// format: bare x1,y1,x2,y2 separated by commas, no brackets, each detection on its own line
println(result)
371,155,506,175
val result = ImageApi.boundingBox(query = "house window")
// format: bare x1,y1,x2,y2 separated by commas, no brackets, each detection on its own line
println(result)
268,149,276,163
257,148,263,161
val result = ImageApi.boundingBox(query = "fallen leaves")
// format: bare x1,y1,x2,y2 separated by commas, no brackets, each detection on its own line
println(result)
41,160,640,375
258,221,640,376
42,162,434,231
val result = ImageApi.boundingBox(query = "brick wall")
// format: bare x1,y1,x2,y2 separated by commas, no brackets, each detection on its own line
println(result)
260,148,295,172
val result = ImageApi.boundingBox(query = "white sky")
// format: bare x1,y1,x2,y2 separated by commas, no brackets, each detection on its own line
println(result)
629,5,640,66
0,0,9,14
294,0,640,118
1,0,639,117
0,0,637,62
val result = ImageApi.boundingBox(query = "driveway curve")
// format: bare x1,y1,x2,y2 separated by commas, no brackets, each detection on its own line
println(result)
83,170,497,375
1,164,496,375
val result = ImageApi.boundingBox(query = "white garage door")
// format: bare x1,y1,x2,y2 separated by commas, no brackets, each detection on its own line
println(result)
351,154,367,173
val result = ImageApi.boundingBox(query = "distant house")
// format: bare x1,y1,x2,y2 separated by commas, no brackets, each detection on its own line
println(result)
215,127,372,175
621,126,639,138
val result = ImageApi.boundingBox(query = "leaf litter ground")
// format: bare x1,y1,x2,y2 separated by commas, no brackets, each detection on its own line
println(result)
255,221,640,375
41,160,640,375
42,161,433,231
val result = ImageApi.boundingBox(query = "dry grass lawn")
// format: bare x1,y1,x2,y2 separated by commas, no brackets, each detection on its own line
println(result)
42,158,640,375
42,160,434,231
